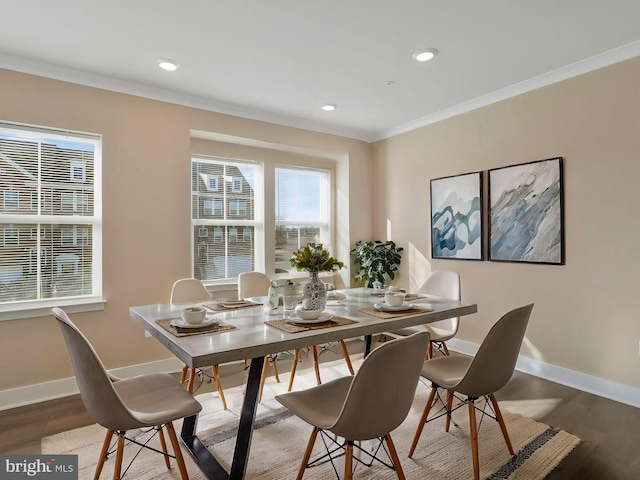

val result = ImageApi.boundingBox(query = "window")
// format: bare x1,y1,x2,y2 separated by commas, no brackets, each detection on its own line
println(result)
191,154,333,284
192,156,259,282
0,122,102,310
275,166,330,274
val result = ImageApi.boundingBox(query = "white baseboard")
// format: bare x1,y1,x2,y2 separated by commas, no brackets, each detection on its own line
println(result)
447,338,640,409
0,357,184,411
3,340,640,411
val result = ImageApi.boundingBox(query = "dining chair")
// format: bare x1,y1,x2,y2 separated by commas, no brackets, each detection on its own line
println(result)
171,278,227,410
237,271,281,400
388,270,461,359
52,307,202,480
275,331,430,480
408,303,534,480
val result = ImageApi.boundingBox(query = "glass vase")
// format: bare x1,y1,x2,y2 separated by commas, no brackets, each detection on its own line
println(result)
302,272,327,311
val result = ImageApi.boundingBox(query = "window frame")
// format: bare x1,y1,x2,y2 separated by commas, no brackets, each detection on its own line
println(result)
0,122,104,320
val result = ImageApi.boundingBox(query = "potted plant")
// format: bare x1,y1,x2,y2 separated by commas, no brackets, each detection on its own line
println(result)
290,243,344,310
350,240,404,288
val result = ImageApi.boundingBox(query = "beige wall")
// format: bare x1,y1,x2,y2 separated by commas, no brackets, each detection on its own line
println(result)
373,56,640,389
0,69,373,392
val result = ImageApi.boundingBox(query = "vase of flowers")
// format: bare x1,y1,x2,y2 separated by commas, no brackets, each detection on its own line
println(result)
290,243,344,311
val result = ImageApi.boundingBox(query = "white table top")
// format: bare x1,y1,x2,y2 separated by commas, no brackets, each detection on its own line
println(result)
129,287,477,368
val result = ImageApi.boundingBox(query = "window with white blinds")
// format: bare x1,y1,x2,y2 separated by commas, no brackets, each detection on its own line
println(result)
0,123,102,310
192,156,260,282
275,166,330,274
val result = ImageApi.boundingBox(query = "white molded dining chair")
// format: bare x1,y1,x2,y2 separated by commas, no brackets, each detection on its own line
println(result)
388,270,461,359
53,307,202,480
171,278,227,410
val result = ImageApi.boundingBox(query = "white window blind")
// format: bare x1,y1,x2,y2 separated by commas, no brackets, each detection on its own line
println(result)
275,166,330,274
0,123,102,309
192,156,259,282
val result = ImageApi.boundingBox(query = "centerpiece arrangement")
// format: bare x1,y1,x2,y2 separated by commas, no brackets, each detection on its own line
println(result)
290,242,344,311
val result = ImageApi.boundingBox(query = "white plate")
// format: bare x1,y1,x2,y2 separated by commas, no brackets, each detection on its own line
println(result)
327,291,347,301
286,312,334,324
171,316,219,329
373,302,416,312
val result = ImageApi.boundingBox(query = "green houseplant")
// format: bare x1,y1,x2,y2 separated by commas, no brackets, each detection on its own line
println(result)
350,240,404,288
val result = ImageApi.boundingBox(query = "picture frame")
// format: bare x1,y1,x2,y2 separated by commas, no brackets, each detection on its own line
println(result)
488,157,564,265
430,171,484,260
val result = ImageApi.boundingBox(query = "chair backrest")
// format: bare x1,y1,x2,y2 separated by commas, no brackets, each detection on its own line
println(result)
52,307,137,430
418,270,461,333
330,331,430,440
455,303,534,398
238,271,271,298
170,278,210,303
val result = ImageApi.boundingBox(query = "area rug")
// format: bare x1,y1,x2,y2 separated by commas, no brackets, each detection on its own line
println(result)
42,358,580,479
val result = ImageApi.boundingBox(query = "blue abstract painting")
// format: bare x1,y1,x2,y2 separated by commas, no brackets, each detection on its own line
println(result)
489,157,564,264
431,172,483,260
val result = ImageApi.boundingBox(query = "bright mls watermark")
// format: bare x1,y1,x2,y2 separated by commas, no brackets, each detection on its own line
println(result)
1,455,77,479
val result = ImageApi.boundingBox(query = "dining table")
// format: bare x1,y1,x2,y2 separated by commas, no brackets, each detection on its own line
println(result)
129,287,477,480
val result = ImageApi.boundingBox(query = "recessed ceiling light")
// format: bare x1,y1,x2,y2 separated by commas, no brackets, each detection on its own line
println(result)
322,104,337,112
412,48,438,62
157,58,179,71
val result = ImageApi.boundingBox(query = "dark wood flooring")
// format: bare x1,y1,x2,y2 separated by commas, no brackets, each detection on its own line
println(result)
2,342,639,479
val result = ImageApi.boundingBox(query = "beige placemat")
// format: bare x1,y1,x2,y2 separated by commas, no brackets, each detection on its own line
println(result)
370,292,423,302
265,315,357,333
203,300,263,311
358,305,433,319
156,318,236,337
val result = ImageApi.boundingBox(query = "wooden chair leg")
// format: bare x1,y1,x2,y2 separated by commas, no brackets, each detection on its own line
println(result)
408,386,437,457
94,429,113,480
427,342,434,360
468,399,480,480
186,367,197,394
113,432,125,480
311,345,321,385
288,349,301,391
272,356,280,383
179,365,189,384
445,389,454,432
166,422,190,480
442,341,450,356
296,427,319,480
157,425,171,469
385,434,406,480
211,365,228,410
490,394,514,454
344,440,354,480
339,340,355,375
258,356,269,402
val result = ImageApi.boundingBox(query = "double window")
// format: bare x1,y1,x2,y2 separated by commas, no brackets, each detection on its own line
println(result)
0,122,102,310
191,156,332,283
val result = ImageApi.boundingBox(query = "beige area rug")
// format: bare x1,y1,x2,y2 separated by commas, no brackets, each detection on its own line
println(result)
42,358,580,479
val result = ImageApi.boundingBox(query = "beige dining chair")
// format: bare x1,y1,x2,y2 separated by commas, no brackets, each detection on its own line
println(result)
408,303,534,480
388,270,461,359
52,307,202,480
171,278,227,410
276,331,430,480
237,271,281,400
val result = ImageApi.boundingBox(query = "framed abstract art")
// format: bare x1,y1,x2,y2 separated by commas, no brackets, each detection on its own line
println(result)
430,171,483,260
488,157,564,265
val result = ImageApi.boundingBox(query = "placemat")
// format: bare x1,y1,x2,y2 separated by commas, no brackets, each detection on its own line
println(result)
156,318,236,337
370,292,423,302
203,300,263,311
358,305,433,319
265,315,358,333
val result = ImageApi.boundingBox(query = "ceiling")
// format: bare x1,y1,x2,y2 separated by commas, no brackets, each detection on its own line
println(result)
2,1,640,142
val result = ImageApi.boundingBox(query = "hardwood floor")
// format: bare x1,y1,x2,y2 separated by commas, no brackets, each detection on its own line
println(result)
2,341,640,479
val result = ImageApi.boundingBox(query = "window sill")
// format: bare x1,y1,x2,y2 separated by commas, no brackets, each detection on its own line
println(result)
0,297,107,321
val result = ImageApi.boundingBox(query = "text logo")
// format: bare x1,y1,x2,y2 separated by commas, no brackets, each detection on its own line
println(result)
1,455,77,479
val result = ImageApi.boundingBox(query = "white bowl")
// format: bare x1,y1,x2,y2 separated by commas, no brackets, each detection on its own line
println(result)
384,292,406,307
295,306,323,320
181,307,206,325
